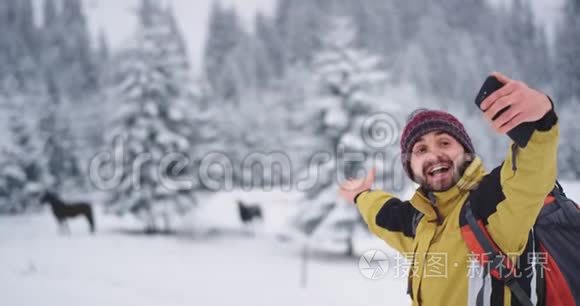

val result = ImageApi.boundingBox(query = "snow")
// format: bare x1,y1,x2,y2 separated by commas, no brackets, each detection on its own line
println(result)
2,182,578,306
0,190,410,306
560,180,580,200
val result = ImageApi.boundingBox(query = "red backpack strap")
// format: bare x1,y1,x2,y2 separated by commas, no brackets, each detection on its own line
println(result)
461,201,534,306
544,195,556,206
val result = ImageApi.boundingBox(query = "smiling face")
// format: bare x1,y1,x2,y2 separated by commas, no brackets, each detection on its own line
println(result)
409,131,472,192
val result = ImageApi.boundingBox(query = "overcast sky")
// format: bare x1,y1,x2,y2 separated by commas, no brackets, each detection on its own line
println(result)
86,0,564,74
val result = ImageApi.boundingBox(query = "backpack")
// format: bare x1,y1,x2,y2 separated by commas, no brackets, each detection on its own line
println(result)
460,181,580,306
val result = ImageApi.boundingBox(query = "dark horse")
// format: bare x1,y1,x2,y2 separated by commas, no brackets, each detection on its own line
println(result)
237,200,263,225
40,191,95,234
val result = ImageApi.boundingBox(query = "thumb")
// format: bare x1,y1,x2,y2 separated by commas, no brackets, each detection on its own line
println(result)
491,71,512,84
365,167,376,186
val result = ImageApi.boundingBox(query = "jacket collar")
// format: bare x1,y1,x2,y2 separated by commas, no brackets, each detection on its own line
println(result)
409,156,486,222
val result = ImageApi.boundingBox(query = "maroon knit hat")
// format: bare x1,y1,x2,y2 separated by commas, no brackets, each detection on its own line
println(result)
400,109,475,180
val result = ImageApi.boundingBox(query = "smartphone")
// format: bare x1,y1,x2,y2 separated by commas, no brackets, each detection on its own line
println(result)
475,76,535,148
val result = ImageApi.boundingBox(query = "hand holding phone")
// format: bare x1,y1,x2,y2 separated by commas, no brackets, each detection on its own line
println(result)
474,75,536,148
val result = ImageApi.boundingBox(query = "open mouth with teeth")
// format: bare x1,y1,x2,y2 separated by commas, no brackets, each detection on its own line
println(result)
426,163,452,179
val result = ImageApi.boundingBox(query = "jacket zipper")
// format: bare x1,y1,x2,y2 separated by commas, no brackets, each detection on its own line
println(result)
407,243,420,301
427,192,443,225
511,143,519,171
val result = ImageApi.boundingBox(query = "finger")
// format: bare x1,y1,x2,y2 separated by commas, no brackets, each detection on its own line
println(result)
498,112,526,134
491,71,512,84
484,95,514,122
494,107,522,131
482,110,494,127
339,182,355,192
481,81,516,111
366,167,376,183
338,189,354,202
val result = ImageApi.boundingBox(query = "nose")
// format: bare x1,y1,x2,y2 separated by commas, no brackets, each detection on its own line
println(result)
423,146,445,159
423,149,448,166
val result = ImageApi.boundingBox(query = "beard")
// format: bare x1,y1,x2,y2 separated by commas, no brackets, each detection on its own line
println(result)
415,154,472,192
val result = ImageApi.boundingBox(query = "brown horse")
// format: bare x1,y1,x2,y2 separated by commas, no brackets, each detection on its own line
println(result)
237,200,263,224
40,191,95,234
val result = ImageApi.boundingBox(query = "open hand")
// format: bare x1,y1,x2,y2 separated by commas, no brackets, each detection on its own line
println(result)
338,168,376,204
480,72,552,134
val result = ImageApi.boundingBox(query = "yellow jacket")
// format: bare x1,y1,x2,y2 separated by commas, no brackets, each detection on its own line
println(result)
355,112,559,306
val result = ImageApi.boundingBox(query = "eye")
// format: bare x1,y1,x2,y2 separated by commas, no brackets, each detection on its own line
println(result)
440,139,451,147
414,145,427,155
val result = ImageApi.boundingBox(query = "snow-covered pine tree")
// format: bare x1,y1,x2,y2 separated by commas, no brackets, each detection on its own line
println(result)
555,0,580,105
59,0,98,97
273,0,329,65
555,0,580,179
0,0,84,193
0,0,40,92
0,0,74,211
34,0,102,191
254,12,285,82
34,68,82,191
342,0,401,63
105,0,196,233
97,30,110,64
506,0,551,88
291,16,387,256
559,102,580,179
39,0,98,98
0,93,45,214
203,2,246,102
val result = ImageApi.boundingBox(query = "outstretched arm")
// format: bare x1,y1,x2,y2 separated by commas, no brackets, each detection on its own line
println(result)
478,72,559,255
339,169,416,254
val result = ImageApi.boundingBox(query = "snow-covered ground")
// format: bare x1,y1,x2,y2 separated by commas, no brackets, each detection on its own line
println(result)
1,181,577,306
0,190,409,306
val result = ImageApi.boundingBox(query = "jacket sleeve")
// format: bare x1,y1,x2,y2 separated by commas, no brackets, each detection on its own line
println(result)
355,190,417,255
486,100,559,255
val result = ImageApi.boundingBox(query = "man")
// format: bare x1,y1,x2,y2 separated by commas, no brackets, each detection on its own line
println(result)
339,72,559,306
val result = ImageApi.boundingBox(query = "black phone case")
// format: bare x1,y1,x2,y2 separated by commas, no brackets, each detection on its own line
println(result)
475,76,536,148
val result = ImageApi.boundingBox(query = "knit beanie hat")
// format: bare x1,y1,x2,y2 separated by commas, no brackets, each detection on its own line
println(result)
400,109,475,180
